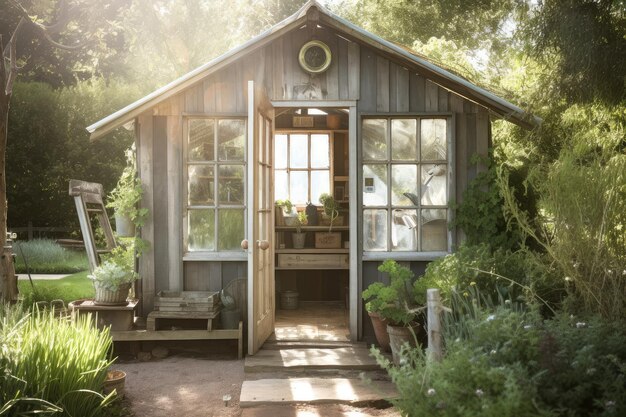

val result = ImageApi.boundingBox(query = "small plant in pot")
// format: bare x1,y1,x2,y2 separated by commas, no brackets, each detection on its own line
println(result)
362,259,422,364
107,145,148,237
88,246,138,306
319,193,339,232
276,199,297,226
292,211,308,249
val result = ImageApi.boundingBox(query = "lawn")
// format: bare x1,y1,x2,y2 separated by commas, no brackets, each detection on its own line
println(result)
18,271,95,306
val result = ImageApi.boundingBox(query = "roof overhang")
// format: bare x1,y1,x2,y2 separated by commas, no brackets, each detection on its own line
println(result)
87,0,539,140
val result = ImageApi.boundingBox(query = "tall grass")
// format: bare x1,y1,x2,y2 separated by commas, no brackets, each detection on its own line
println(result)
0,304,116,416
13,239,89,274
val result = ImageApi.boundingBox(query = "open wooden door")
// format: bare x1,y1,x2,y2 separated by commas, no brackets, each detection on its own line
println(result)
246,80,275,355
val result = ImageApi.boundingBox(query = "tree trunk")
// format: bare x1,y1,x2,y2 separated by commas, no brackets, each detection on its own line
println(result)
0,89,18,303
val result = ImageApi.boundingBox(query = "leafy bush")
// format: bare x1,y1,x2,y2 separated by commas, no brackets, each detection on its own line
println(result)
0,304,117,416
13,239,89,274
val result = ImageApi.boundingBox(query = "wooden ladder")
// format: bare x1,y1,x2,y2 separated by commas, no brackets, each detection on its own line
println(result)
69,180,117,272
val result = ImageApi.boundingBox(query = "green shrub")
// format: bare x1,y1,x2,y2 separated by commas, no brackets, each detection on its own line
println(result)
0,304,116,416
13,239,89,274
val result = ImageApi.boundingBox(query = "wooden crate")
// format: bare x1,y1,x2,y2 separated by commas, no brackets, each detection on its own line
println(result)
315,232,342,248
155,291,219,313
277,253,349,269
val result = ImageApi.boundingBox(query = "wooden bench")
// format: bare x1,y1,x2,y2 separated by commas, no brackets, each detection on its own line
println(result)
111,321,243,359
146,310,220,331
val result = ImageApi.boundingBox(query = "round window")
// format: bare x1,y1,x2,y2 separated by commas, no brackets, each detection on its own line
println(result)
298,40,332,74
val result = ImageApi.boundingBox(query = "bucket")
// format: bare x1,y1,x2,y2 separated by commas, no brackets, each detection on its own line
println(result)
280,290,299,310
221,308,241,329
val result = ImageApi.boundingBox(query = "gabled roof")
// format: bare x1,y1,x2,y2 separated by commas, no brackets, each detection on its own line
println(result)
87,0,538,139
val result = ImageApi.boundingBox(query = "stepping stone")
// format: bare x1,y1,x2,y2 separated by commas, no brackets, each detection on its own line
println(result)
262,340,367,350
240,403,402,417
244,347,381,373
240,377,397,407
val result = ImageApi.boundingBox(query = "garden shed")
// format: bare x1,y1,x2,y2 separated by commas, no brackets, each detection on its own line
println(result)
87,1,536,355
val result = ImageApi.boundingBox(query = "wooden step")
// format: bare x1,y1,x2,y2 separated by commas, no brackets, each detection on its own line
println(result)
245,347,381,373
241,404,402,417
262,340,366,350
240,377,397,407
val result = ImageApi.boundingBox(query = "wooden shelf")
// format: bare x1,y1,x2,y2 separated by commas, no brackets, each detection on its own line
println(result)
276,248,348,254
275,266,349,270
334,176,349,181
276,226,349,231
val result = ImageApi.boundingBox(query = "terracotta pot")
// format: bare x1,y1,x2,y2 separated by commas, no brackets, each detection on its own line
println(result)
368,311,391,352
387,323,420,366
104,370,126,398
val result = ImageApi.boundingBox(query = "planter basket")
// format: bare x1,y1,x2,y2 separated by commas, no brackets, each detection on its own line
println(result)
94,282,131,306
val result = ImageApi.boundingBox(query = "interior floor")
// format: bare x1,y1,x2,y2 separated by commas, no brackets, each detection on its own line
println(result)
270,301,350,342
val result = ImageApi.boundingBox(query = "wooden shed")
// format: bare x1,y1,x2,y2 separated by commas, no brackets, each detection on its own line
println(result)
87,1,535,355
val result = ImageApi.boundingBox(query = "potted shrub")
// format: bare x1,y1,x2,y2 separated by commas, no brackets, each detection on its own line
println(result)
362,259,422,364
315,193,341,248
107,146,148,237
292,211,308,249
276,199,297,226
88,246,138,306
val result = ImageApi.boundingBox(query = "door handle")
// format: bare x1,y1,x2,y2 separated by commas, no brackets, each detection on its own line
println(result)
257,240,270,250
241,239,249,250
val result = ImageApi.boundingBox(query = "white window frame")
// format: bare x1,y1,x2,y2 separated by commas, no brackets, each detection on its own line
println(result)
361,114,454,261
183,115,248,261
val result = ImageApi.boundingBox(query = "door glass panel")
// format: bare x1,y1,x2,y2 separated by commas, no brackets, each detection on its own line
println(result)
218,119,245,161
188,165,214,205
290,171,308,205
310,134,330,168
392,209,418,251
275,134,287,169
188,119,214,161
363,164,388,206
391,119,417,160
275,170,288,201
188,209,215,251
311,170,330,203
218,209,245,251
421,164,447,206
421,209,447,251
421,119,447,160
391,164,418,206
363,209,387,251
362,119,387,160
290,134,308,168
218,165,244,205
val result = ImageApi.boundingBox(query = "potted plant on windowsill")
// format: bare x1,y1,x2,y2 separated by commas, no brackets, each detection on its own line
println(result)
292,211,308,249
275,199,297,226
107,145,148,237
315,193,341,248
362,259,422,364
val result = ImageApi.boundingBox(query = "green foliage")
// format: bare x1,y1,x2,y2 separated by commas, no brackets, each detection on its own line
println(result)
295,211,308,234
362,260,419,325
13,239,88,274
0,304,117,416
107,146,148,227
319,193,339,232
18,271,95,307
275,199,294,214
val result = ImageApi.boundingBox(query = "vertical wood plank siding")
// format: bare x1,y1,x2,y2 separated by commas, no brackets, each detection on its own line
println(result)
135,25,492,326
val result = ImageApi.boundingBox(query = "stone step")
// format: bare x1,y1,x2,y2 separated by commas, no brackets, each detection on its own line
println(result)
240,377,398,408
262,340,367,350
240,403,402,417
244,347,381,373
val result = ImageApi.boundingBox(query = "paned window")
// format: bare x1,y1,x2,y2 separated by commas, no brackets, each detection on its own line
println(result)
274,133,331,205
362,117,449,252
186,118,246,252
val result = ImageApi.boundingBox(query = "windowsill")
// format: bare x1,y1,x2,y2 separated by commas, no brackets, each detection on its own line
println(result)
183,252,247,261
362,251,449,262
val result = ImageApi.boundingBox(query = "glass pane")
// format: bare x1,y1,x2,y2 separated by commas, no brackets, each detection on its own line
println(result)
421,119,447,160
188,119,214,161
188,165,214,205
188,209,215,251
363,164,387,206
275,170,288,201
391,119,417,160
421,209,447,251
311,170,330,203
421,164,447,206
392,209,418,251
391,164,418,206
290,134,308,168
290,171,308,205
275,134,288,169
310,134,330,168
363,209,387,251
363,119,387,160
218,119,245,161
218,209,245,251
218,165,244,205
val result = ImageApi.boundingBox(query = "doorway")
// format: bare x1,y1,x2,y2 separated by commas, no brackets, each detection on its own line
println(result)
272,107,351,342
